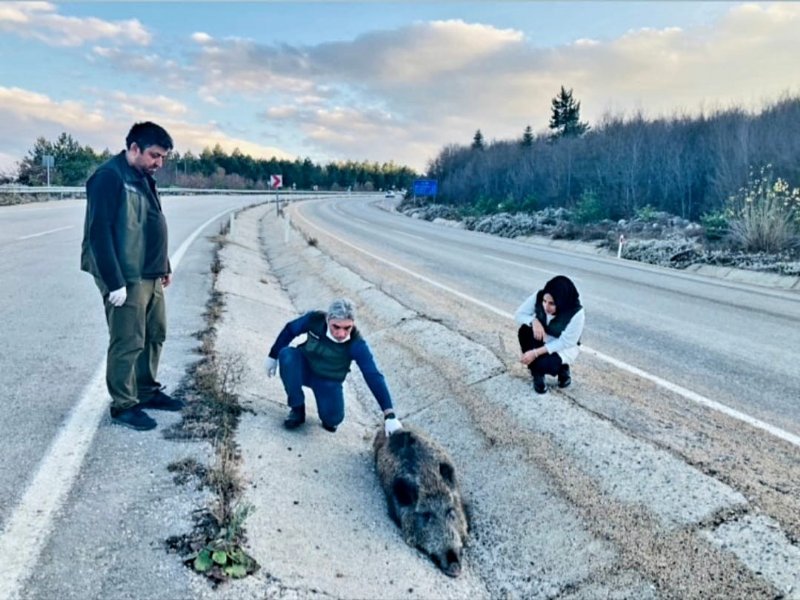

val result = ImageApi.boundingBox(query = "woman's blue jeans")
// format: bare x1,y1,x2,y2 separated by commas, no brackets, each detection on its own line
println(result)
278,346,345,427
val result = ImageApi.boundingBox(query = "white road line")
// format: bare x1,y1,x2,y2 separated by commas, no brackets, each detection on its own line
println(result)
17,226,73,240
482,253,560,277
395,231,427,242
0,207,236,600
294,208,800,450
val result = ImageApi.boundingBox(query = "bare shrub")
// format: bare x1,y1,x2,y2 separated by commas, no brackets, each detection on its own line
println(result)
727,166,800,253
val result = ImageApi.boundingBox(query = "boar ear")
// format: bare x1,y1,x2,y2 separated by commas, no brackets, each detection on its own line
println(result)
392,477,418,507
439,461,455,486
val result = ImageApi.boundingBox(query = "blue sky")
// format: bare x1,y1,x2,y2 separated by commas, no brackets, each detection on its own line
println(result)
1,2,798,175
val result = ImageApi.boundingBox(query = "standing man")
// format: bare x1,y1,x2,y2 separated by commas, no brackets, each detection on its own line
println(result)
264,298,403,436
81,121,183,431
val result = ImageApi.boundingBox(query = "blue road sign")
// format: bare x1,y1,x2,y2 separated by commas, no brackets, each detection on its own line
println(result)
413,179,438,196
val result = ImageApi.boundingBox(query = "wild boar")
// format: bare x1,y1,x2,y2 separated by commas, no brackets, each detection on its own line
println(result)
373,426,469,577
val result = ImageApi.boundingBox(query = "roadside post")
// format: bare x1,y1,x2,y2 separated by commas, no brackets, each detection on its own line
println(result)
41,155,54,188
270,174,283,214
617,234,626,258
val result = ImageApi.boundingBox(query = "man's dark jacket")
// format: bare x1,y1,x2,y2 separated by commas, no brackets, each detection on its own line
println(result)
81,151,170,293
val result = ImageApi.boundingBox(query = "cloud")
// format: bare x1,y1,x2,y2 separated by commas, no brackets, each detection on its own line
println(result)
0,85,291,175
308,19,524,85
105,91,189,118
171,123,291,162
191,31,212,44
0,2,150,47
163,9,800,171
89,46,187,90
0,86,110,172
4,3,800,175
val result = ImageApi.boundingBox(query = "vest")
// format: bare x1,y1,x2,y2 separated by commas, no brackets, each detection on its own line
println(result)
299,312,361,381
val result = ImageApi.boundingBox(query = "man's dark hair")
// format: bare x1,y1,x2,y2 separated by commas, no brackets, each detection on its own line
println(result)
126,121,173,151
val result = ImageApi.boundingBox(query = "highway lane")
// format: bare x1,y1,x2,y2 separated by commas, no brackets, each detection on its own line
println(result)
0,195,265,531
293,195,800,438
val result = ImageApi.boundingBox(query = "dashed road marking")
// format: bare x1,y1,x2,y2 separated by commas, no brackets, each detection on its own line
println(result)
17,226,73,240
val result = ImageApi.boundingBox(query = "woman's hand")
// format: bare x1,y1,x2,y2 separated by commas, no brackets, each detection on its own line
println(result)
532,319,545,341
520,350,536,366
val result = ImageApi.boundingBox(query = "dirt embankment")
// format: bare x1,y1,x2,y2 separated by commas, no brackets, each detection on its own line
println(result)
210,203,799,599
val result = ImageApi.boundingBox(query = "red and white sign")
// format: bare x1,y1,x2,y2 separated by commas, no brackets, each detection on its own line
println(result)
270,174,283,189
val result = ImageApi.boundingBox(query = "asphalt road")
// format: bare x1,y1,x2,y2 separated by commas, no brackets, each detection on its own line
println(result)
292,195,800,438
0,194,278,599
2,193,798,599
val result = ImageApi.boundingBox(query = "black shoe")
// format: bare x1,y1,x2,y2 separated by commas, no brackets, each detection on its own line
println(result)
557,365,572,389
284,406,306,430
111,407,157,431
533,375,547,394
321,422,337,433
139,390,184,412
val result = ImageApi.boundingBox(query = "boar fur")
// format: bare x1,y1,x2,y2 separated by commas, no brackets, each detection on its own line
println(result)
373,425,469,577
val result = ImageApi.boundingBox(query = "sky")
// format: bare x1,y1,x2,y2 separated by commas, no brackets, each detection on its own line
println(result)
1,1,799,176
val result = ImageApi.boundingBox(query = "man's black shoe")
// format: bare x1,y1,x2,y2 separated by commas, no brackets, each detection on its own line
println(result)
321,422,337,433
284,406,306,430
111,407,157,431
557,365,572,389
533,375,547,395
139,390,184,412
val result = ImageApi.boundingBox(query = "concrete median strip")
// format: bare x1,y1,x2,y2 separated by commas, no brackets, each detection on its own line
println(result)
204,203,799,598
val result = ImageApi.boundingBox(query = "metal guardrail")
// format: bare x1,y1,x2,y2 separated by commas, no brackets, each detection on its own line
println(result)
0,185,352,198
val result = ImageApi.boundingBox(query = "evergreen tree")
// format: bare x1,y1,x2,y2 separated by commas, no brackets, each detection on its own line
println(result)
521,125,534,147
549,86,589,139
17,133,99,185
471,129,485,150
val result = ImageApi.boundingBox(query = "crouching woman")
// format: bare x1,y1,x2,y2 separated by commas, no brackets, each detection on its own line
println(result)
515,275,584,394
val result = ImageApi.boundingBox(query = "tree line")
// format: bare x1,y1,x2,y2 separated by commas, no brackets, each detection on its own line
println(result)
9,88,800,225
428,89,800,222
11,136,418,192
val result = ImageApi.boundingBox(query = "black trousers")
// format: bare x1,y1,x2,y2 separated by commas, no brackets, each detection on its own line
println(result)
518,324,563,377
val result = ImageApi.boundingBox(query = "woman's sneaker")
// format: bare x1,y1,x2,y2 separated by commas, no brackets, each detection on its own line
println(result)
533,374,547,394
557,365,572,389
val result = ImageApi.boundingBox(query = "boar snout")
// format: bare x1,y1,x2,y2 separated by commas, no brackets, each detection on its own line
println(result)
432,547,462,577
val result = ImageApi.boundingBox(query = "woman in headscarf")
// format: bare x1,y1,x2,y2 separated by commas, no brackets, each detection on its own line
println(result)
514,275,584,394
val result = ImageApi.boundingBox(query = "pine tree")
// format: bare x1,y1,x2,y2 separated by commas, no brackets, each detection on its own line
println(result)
521,125,534,147
17,133,100,186
549,86,589,139
471,129,485,150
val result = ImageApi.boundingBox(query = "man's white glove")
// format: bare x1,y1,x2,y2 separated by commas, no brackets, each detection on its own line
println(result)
108,286,127,307
265,357,278,377
384,415,403,436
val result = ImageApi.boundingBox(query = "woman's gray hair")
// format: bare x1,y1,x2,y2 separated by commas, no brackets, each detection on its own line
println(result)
326,297,356,321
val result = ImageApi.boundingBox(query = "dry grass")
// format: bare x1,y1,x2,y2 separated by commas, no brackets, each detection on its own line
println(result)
163,223,258,583
727,167,800,253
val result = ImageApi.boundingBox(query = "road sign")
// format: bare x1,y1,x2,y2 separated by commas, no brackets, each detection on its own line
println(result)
270,174,283,189
413,179,438,197
41,155,54,187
